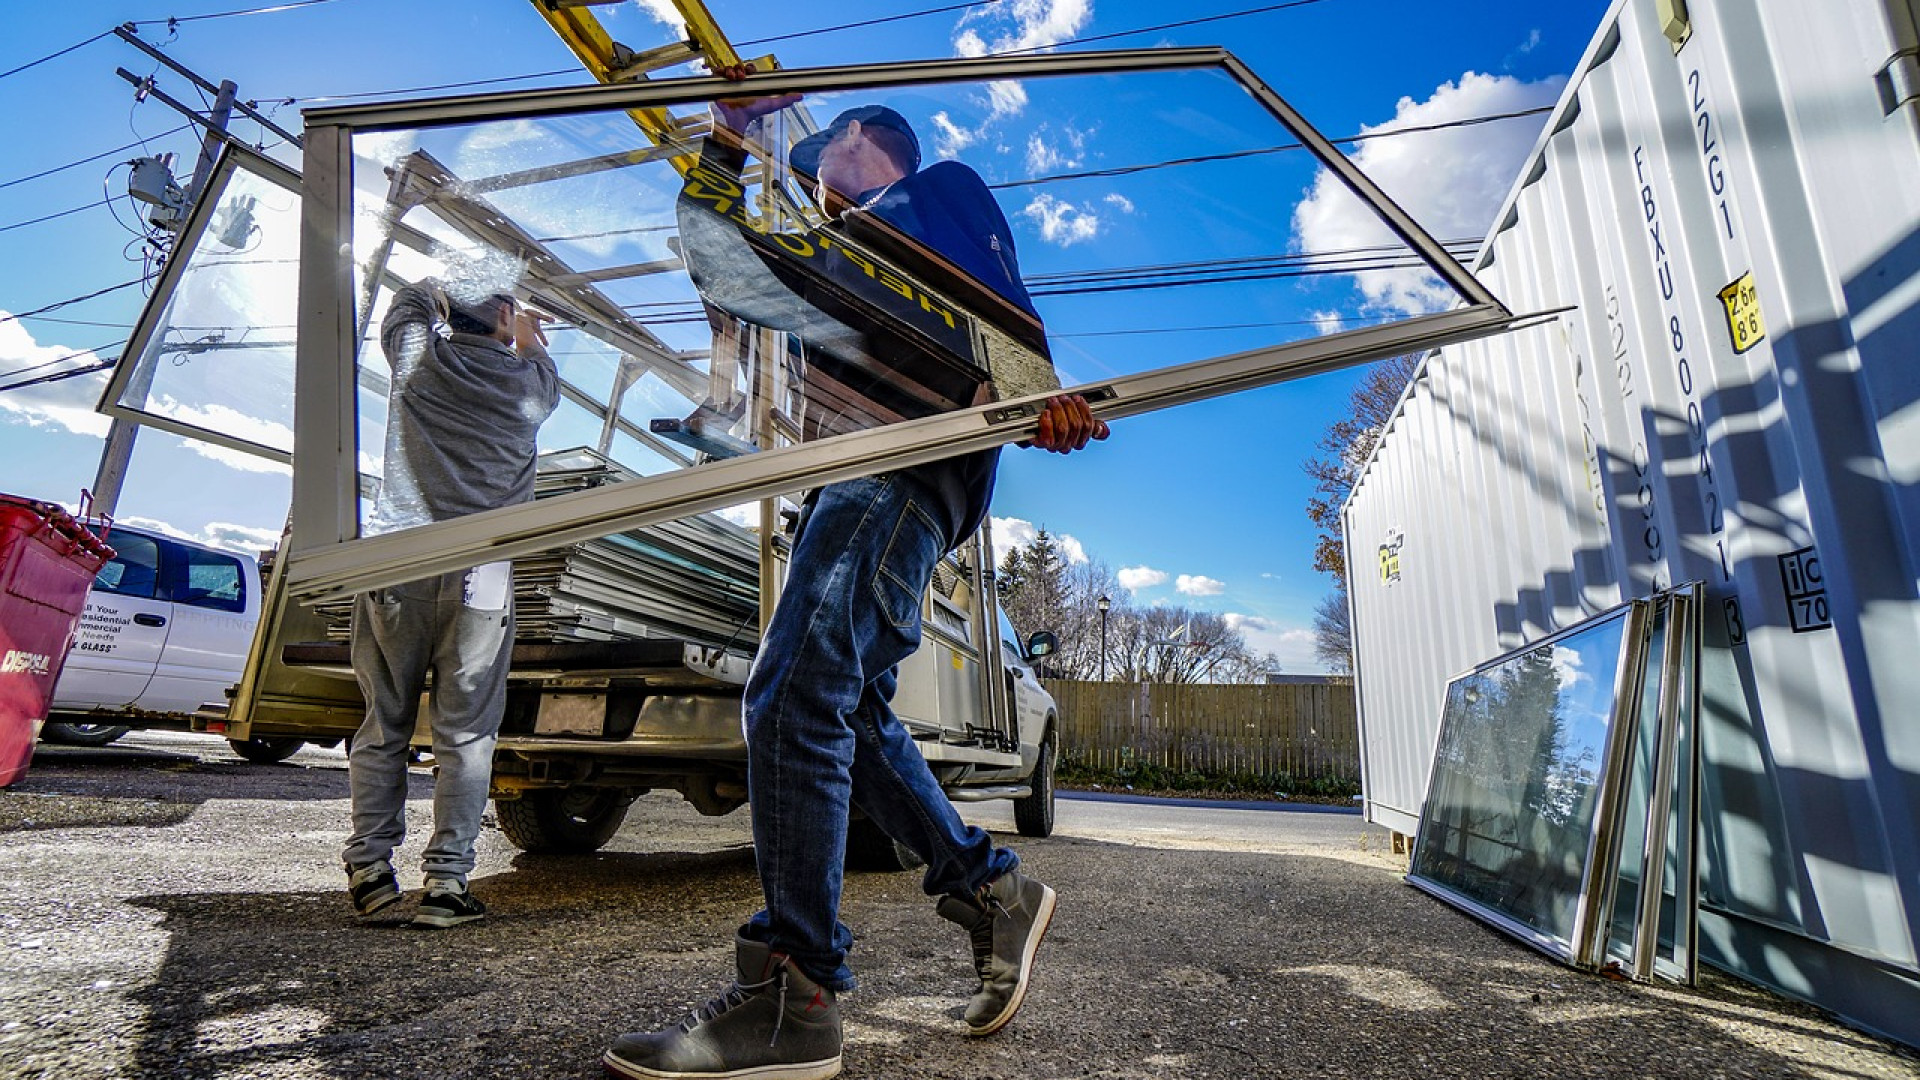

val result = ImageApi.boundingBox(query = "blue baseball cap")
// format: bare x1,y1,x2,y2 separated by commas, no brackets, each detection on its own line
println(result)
788,105,921,179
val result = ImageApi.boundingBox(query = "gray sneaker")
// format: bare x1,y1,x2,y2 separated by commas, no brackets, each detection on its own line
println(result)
347,861,400,917
603,935,842,1080
936,869,1057,1036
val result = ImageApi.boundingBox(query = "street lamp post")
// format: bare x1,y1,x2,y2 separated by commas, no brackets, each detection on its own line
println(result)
1097,594,1110,681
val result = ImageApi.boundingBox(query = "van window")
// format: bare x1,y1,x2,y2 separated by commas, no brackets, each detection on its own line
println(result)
176,546,246,612
93,533,161,599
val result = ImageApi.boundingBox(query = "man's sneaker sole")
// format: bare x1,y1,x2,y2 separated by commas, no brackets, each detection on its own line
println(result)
965,882,1056,1037
411,908,484,929
601,1048,842,1080
354,887,402,917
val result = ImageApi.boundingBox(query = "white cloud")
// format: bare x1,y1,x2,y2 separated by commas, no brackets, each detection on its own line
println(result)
1177,574,1225,597
1290,71,1565,315
1025,124,1091,174
600,0,683,28
986,80,1029,120
0,321,113,438
1518,28,1542,54
943,1,1091,145
1118,565,1167,592
111,514,281,556
1225,613,1323,673
1550,644,1592,690
930,112,980,158
1103,193,1134,213
188,442,292,475
990,515,1086,566
957,0,1093,55
150,396,293,475
1310,310,1347,335
930,81,1032,157
714,503,762,529
1021,193,1101,247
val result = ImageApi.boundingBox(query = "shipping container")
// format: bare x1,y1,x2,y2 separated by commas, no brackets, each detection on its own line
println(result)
1345,0,1920,1047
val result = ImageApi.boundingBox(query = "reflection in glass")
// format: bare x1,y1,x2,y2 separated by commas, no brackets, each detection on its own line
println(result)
1410,607,1633,952
1607,603,1668,964
1410,588,1700,984
337,66,1476,545
113,154,302,460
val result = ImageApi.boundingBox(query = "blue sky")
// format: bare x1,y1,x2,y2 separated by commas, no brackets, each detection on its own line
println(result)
0,0,1612,671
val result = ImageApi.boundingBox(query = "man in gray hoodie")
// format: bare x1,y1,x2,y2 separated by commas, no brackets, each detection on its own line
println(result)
342,279,559,928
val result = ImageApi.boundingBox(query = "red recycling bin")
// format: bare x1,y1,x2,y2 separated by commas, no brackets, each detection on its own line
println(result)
0,494,113,787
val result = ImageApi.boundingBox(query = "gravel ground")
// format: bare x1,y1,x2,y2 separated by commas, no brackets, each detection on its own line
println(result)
2,730,1916,1080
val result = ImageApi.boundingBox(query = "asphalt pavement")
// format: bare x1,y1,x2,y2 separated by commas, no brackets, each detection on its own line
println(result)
1,730,1915,1080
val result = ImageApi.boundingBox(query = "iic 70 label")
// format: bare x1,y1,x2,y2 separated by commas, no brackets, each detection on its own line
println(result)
1779,546,1832,633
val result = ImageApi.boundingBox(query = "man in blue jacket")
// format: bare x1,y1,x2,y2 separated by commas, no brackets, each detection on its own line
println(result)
604,76,1107,1080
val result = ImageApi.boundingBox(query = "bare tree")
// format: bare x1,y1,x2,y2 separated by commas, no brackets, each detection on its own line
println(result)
1313,587,1353,674
1110,607,1260,684
1302,353,1422,584
1304,353,1421,669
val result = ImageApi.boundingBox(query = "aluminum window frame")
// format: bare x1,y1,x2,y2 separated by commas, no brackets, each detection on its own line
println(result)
1406,599,1654,965
98,142,304,465
1406,587,1701,984
285,46,1519,598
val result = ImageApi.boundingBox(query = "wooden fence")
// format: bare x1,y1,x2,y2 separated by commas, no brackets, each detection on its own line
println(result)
1042,680,1360,786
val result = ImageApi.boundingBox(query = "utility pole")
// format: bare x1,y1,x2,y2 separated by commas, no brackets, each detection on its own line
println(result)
89,25,300,519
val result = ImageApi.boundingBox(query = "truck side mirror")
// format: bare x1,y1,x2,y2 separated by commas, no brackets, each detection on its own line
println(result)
1026,630,1058,658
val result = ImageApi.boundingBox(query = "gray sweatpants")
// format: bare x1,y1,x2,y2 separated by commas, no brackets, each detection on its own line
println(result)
343,565,513,882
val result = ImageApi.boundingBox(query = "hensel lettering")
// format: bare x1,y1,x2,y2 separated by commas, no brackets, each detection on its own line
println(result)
686,165,959,331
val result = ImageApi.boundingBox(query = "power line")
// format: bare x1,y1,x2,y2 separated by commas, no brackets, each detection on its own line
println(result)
0,29,114,82
0,342,124,390
0,196,132,236
1,1,347,85
281,0,1001,106
737,0,999,47
129,0,350,27
990,0,1339,56
0,124,196,192
0,358,119,394
1052,315,1393,338
284,67,579,105
992,106,1557,191
11,315,137,330
0,280,146,327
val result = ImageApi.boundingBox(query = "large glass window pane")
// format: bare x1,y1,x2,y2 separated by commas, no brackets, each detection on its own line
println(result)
93,533,161,599
336,65,1486,546
1606,602,1668,966
110,153,302,459
1409,606,1636,953
175,546,247,613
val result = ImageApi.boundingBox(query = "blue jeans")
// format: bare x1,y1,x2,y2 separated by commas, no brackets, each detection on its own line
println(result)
742,472,1017,990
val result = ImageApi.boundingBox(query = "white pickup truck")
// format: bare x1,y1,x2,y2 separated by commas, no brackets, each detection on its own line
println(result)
39,525,306,762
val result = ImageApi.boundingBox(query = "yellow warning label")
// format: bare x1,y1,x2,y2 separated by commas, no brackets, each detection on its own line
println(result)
1718,272,1765,354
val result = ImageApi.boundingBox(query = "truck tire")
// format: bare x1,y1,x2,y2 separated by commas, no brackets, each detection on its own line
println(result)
845,815,924,873
228,736,305,764
1013,730,1056,838
496,788,632,854
39,722,132,747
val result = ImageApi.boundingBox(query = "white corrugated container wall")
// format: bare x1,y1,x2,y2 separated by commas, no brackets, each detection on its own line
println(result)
1345,0,1920,1046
